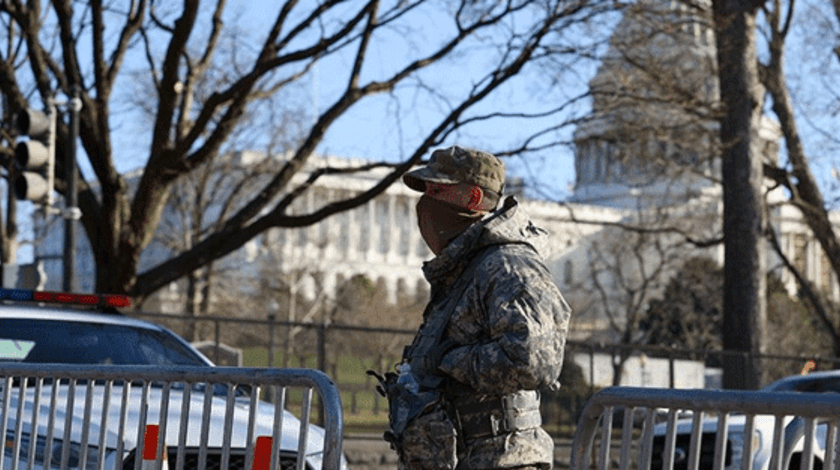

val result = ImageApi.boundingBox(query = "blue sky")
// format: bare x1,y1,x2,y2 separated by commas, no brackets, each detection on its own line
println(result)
103,1,594,201
13,1,597,265
12,0,840,266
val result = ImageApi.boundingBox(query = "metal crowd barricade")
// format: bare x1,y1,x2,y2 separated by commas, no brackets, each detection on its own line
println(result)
0,364,343,470
571,387,840,470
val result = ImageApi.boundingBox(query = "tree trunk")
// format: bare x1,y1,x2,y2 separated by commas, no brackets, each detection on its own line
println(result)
713,0,768,389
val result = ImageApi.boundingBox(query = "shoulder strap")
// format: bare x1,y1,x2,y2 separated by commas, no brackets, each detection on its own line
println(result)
403,246,497,380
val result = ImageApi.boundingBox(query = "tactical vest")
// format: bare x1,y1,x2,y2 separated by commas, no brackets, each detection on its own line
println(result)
402,244,542,440
402,246,491,384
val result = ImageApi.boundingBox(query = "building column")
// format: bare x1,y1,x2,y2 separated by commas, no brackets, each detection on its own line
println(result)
408,195,421,263
366,199,378,261
347,194,358,261
305,188,315,254
782,233,796,295
386,194,398,263
323,189,339,261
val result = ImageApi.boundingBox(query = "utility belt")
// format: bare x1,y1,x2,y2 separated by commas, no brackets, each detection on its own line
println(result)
447,390,542,440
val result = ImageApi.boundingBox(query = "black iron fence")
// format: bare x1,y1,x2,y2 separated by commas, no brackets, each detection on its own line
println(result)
129,310,840,436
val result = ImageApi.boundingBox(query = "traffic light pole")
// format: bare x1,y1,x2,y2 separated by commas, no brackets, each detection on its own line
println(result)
63,88,81,293
44,98,57,209
15,92,83,292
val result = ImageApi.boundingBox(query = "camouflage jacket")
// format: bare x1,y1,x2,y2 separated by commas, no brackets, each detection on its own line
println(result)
418,196,572,469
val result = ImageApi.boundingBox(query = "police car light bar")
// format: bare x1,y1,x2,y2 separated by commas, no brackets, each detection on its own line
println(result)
0,288,131,308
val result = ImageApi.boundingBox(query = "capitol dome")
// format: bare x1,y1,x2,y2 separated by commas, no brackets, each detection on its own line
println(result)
569,0,779,208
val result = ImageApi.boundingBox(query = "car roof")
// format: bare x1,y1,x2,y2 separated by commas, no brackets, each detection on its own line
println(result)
0,302,164,331
763,370,840,389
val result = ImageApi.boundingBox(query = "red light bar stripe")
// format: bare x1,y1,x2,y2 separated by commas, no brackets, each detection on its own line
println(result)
5,289,130,308
77,295,98,304
104,295,131,308
33,292,53,302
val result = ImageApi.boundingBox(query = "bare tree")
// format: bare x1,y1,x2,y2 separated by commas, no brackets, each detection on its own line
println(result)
574,210,697,385
576,0,770,392
712,0,769,389
544,0,787,389
0,1,597,302
515,0,839,387
765,225,840,356
753,0,840,364
330,274,422,370
151,151,282,337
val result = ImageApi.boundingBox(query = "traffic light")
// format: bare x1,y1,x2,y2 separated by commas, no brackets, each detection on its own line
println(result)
14,107,55,204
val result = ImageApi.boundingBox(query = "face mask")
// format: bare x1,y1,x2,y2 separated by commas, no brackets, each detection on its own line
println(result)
416,195,481,255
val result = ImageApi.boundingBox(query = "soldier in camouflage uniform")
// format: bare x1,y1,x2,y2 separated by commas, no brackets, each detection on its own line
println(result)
372,146,571,470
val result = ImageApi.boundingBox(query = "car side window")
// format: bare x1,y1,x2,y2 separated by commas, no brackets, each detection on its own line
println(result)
135,330,207,366
0,318,206,366
793,378,840,393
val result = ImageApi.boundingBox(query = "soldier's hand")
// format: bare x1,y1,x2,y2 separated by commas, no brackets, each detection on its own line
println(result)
366,370,387,396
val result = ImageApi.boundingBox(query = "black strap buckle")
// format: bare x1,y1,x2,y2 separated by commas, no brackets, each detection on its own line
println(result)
451,392,543,440
490,411,505,435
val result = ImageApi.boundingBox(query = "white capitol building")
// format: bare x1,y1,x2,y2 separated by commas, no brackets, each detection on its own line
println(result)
33,140,838,340
34,0,840,340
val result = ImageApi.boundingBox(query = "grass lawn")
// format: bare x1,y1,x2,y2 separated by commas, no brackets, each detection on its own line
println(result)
242,348,394,431
240,347,581,437
342,409,389,434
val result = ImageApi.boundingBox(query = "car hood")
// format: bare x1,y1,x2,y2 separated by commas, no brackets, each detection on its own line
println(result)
653,413,772,435
3,383,324,456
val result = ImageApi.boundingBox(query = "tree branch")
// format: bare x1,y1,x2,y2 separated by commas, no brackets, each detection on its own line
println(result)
346,1,378,93
175,3,372,163
52,0,84,89
106,0,147,93
763,0,840,296
197,0,225,69
132,1,567,297
149,0,199,161
765,225,840,355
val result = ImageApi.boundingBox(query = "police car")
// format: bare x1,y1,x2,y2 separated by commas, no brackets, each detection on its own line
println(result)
652,371,840,470
0,289,347,470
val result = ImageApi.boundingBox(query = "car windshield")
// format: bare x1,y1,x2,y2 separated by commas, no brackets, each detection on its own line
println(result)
0,318,207,366
762,376,840,393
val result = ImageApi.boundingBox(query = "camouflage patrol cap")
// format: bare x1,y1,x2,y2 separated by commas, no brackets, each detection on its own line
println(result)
403,146,506,194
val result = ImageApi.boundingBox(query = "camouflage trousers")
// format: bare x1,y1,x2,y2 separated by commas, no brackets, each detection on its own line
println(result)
398,408,458,470
397,407,549,470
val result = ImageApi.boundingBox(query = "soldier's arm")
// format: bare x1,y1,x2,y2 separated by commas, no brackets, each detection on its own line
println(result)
437,252,570,395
